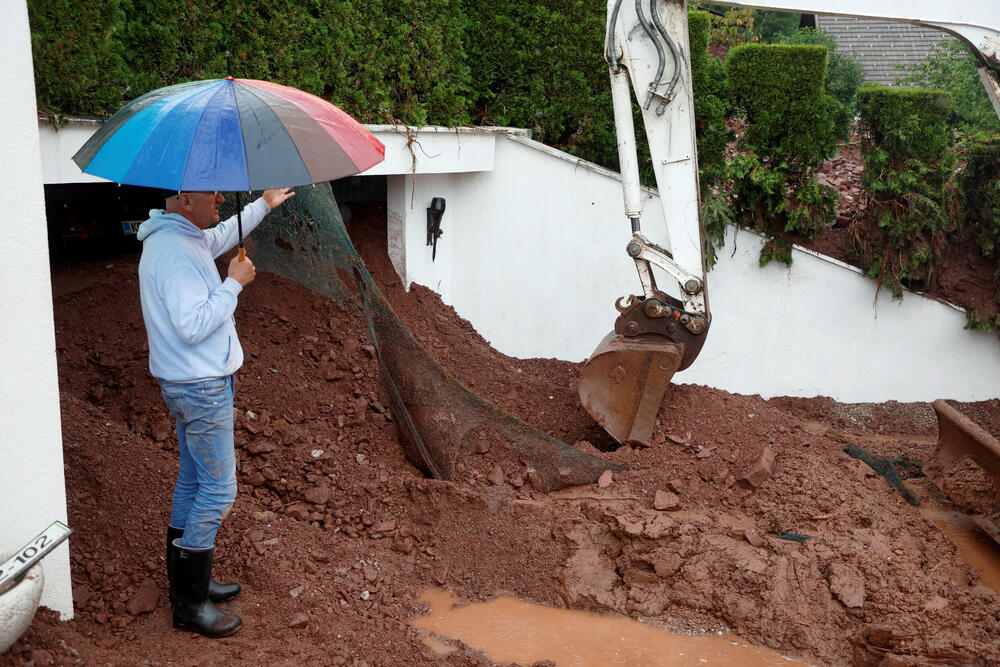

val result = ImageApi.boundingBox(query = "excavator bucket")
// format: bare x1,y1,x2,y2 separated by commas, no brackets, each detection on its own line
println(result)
578,333,683,445
242,183,621,491
577,291,709,446
926,399,1000,513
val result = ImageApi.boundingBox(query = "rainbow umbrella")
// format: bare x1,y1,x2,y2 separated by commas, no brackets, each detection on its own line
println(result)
72,77,385,250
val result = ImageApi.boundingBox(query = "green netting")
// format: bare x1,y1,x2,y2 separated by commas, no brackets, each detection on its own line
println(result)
229,183,620,491
844,445,923,507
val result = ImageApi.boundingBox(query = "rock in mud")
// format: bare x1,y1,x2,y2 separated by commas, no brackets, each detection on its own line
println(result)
303,485,331,505
151,420,172,442
642,514,674,539
126,578,159,616
288,613,309,628
741,446,775,488
72,585,91,607
829,562,865,608
487,465,506,486
244,472,266,487
597,469,614,488
653,490,681,511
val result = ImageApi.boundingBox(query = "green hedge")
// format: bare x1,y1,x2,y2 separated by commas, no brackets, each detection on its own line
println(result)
961,136,1000,259
781,27,863,113
29,1,733,181
854,85,955,296
462,0,613,164
725,44,843,261
29,0,472,127
900,40,1000,136
728,43,843,167
689,9,732,266
28,0,127,118
689,10,729,178
960,136,1000,333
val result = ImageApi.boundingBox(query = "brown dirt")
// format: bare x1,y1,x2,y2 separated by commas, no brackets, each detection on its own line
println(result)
4,204,1000,666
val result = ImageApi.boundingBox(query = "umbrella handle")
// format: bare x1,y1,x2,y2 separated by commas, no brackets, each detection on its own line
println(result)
236,191,246,261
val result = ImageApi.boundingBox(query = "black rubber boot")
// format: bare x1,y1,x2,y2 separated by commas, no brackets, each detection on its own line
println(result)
169,539,243,638
167,526,240,603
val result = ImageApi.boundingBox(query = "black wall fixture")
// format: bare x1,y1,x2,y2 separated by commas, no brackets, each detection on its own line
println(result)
426,197,446,261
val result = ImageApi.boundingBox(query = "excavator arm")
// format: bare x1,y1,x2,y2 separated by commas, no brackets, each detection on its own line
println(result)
579,0,1000,445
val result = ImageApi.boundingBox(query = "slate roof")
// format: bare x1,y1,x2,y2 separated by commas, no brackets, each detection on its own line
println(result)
815,16,955,86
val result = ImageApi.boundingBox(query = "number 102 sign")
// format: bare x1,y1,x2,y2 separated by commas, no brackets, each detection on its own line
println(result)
0,521,73,596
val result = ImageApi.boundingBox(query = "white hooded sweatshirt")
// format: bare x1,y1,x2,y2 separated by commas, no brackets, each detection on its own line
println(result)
136,198,270,382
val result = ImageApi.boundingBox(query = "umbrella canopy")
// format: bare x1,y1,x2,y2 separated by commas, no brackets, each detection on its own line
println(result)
72,78,385,191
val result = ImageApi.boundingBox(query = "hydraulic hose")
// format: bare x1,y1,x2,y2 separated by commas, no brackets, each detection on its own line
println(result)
650,0,683,107
634,0,665,109
605,0,626,71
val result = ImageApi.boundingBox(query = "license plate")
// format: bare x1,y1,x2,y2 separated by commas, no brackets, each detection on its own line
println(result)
121,220,143,236
0,521,73,595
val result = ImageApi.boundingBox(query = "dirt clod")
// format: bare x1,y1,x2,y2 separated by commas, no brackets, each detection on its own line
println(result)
653,490,681,511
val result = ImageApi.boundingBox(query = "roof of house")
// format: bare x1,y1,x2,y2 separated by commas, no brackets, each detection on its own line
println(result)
814,15,955,85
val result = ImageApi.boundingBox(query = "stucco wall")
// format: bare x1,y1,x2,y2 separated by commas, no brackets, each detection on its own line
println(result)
37,119,1000,404
1,2,72,618
388,133,1000,403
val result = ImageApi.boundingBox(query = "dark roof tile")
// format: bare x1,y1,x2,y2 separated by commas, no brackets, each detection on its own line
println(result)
814,16,954,85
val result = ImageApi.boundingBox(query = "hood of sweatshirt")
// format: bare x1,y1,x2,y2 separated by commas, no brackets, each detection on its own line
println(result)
136,209,203,243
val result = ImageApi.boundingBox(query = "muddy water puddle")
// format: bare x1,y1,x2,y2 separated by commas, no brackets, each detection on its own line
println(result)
922,506,1000,591
412,589,806,665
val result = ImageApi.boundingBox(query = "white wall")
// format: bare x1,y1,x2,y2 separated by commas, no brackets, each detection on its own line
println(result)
388,133,1000,403
37,119,1000,403
1,2,72,618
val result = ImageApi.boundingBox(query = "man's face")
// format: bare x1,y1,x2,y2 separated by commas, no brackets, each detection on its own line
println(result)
178,191,225,229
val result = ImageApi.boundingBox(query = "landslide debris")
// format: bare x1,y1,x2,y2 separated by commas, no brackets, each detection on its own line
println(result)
5,205,999,666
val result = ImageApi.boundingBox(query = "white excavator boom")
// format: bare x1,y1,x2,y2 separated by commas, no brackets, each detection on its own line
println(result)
580,0,1000,445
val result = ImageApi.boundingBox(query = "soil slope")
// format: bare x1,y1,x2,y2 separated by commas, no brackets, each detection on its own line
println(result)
3,205,999,666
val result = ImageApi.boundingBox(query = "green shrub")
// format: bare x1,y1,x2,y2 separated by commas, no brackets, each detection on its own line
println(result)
960,136,1000,259
462,0,611,161
28,0,127,117
725,43,843,261
854,85,956,296
958,136,1000,333
30,0,472,127
689,9,730,176
689,9,732,266
751,10,801,43
899,40,1000,136
708,6,757,52
782,27,863,113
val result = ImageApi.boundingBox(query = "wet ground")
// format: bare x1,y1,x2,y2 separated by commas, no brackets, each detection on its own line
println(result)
3,205,1000,666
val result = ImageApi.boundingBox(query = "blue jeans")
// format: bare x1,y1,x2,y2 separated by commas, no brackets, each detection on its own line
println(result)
159,376,237,550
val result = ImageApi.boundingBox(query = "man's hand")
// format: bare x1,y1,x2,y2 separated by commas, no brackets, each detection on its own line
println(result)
262,187,296,210
228,254,256,286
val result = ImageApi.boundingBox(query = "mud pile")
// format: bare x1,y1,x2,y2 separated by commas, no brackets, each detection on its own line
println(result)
4,205,1000,666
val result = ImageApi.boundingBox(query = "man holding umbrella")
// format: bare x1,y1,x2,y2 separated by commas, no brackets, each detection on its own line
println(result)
71,75,386,637
137,186,293,637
